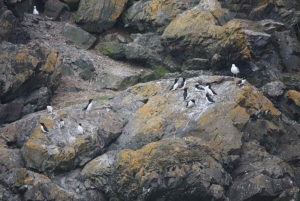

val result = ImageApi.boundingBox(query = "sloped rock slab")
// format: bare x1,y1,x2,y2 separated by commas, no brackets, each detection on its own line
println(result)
61,23,96,50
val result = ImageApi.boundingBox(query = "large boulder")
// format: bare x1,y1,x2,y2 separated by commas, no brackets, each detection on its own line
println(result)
61,23,96,49
122,0,202,33
44,0,70,21
0,41,62,123
75,0,128,33
80,76,300,201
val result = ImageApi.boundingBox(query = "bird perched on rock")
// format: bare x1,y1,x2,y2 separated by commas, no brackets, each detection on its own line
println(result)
237,77,246,86
231,64,240,77
33,6,39,15
60,119,64,129
83,99,93,111
194,84,204,92
170,78,179,91
47,105,53,113
183,88,188,101
78,123,84,134
178,78,187,89
40,123,49,133
206,93,215,104
186,99,195,108
205,83,217,96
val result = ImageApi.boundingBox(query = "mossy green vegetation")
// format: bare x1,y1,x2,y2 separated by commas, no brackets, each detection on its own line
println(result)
140,65,170,83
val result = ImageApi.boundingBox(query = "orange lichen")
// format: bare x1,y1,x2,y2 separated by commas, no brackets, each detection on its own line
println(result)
257,0,268,7
16,48,29,63
131,83,163,98
286,90,300,106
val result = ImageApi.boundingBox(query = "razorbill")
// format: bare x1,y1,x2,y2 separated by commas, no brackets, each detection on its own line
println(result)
183,88,188,101
231,64,240,77
170,78,179,91
83,99,93,111
237,77,246,86
40,123,49,133
206,93,215,104
186,99,195,108
47,105,53,113
78,123,84,134
60,119,64,129
33,6,39,15
178,78,187,89
194,84,204,92
205,83,217,96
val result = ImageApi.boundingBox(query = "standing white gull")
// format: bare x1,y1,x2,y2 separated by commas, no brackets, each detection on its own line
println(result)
231,64,240,77
33,6,39,15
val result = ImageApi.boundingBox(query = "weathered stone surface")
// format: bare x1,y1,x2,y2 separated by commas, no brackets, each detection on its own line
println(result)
62,0,80,10
286,90,300,107
75,0,128,33
122,0,201,33
18,100,126,174
92,71,139,91
82,137,231,200
61,23,96,50
96,32,170,69
0,0,19,42
182,58,210,71
262,81,286,99
44,0,70,21
0,41,62,123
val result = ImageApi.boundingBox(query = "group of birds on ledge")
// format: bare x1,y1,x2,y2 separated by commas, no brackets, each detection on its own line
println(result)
40,64,268,136
171,64,245,108
40,99,93,135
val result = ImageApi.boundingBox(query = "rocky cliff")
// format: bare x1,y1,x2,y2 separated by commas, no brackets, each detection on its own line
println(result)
1,0,300,200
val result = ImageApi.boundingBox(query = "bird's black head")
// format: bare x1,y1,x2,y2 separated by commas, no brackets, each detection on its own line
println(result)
40,123,44,125
206,83,210,86
89,99,93,103
175,78,179,82
79,123,82,126
182,78,186,81
195,84,199,87
60,119,63,121
191,99,195,103
184,88,188,91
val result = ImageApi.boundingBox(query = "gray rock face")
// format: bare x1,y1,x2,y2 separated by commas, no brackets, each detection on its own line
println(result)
75,0,128,33
0,41,62,123
262,81,286,99
44,0,70,21
61,23,96,50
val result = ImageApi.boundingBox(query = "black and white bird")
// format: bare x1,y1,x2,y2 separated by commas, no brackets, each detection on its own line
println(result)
78,123,84,134
194,84,204,92
237,77,246,86
33,6,39,15
47,105,53,113
205,83,217,96
231,64,240,77
83,99,93,111
250,110,270,120
60,119,65,129
170,78,179,91
183,88,188,101
178,78,187,89
40,123,49,133
206,93,215,104
186,99,195,108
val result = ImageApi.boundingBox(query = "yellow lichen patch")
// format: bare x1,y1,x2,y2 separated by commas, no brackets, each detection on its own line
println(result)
122,96,131,104
257,0,268,7
226,104,248,122
110,0,127,19
41,49,61,73
2,20,10,28
2,52,9,59
286,90,300,107
59,110,67,117
16,48,29,63
131,82,163,98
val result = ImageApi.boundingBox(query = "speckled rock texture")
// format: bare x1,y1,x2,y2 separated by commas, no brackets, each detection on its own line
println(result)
2,76,300,200
75,0,128,33
0,41,62,123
